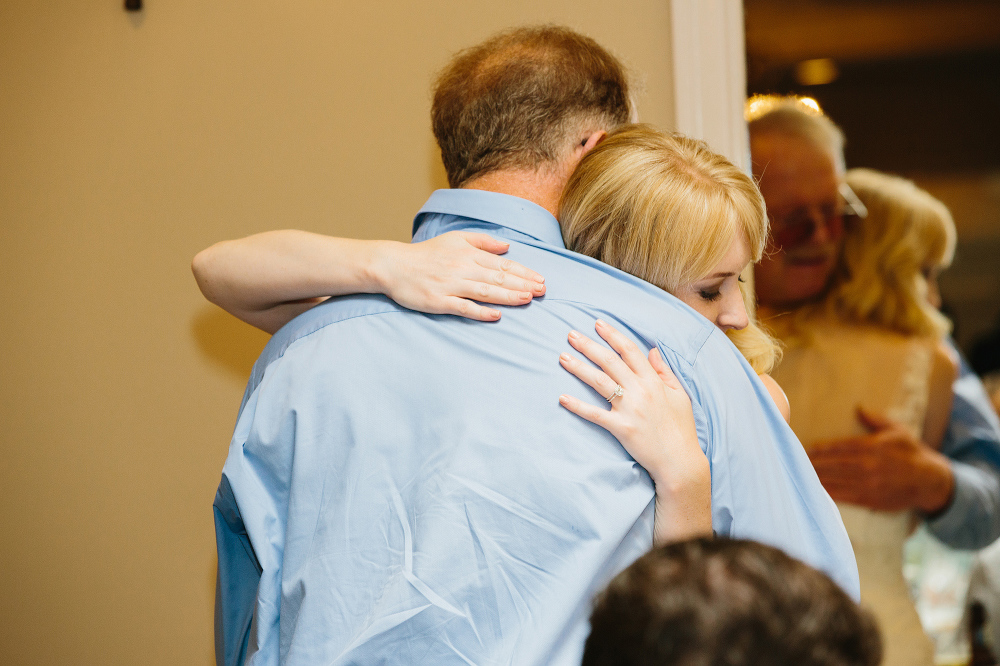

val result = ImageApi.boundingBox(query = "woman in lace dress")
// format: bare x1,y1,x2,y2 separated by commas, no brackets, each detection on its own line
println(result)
766,168,959,666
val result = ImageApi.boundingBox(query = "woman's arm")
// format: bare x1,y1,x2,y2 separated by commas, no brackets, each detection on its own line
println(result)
557,320,712,545
759,373,791,424
192,230,547,334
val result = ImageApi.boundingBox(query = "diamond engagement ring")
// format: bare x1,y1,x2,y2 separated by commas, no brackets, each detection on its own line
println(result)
607,384,624,402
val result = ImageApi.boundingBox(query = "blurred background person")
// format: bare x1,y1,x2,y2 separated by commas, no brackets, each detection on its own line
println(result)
748,97,1000,665
765,165,956,666
582,537,882,666
748,99,1000,553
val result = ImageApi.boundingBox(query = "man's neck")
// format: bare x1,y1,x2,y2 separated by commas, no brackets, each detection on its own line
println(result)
462,168,567,218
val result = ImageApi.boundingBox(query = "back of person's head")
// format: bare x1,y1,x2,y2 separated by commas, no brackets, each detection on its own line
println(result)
824,168,956,338
583,537,882,666
559,124,779,373
432,25,632,188
746,95,846,172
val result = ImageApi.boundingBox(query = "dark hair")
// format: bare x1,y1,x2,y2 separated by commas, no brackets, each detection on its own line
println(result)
431,25,632,188
583,538,882,666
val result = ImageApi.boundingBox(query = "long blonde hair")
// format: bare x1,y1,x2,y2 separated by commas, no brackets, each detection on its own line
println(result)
818,169,956,338
559,124,781,373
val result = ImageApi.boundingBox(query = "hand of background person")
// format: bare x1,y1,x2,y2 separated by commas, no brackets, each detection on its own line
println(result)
557,319,712,544
808,407,955,514
374,231,546,321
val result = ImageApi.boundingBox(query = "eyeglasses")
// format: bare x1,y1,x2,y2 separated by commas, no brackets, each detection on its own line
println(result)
768,183,868,249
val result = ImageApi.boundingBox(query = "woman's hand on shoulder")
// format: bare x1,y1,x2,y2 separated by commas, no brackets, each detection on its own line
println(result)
372,231,546,321
557,319,711,543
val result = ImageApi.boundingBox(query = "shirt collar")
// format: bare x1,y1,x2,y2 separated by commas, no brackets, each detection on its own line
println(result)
413,189,566,248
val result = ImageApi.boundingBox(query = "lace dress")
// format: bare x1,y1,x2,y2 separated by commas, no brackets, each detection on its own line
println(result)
771,319,936,666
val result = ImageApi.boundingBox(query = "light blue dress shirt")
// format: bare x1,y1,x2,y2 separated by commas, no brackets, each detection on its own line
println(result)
214,189,858,666
926,344,1000,548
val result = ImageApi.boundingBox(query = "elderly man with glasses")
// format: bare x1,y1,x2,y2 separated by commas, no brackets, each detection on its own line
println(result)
748,97,1000,550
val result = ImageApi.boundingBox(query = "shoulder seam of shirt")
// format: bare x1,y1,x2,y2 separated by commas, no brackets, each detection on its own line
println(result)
542,296,714,368
242,308,410,410
245,298,715,408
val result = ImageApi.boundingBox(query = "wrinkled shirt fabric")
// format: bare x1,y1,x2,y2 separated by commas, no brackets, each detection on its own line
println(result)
926,343,1000,548
214,190,858,666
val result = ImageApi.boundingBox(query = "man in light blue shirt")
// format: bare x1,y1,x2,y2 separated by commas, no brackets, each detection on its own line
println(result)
214,27,857,666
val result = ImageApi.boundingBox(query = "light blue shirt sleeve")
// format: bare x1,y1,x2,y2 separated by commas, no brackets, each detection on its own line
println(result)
673,328,858,596
926,343,1000,549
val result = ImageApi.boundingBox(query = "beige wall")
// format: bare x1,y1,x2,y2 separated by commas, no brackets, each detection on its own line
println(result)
0,2,675,663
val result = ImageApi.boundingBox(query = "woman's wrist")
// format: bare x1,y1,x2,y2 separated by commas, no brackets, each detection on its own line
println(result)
363,240,406,297
652,459,709,502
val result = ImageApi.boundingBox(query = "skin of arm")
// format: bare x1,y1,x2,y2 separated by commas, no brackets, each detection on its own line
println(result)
557,320,712,545
759,373,791,424
192,229,547,334
807,342,959,514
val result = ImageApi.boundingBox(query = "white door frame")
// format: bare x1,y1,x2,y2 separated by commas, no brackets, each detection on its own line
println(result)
669,0,750,173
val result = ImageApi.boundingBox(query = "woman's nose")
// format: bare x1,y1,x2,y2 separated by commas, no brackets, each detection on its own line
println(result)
717,294,749,331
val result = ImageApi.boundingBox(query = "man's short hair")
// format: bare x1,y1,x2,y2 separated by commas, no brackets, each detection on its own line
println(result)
432,25,632,188
583,538,882,666
746,95,846,171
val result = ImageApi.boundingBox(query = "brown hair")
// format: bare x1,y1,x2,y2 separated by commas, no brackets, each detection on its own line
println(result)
560,124,780,373
584,538,882,666
432,25,632,188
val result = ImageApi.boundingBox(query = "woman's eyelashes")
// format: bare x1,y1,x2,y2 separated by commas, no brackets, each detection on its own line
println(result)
698,288,722,302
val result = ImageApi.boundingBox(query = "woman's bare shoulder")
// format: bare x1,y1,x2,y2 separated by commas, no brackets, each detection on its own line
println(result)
758,373,791,425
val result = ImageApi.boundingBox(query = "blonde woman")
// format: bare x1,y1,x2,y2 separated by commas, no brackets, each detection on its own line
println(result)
763,168,959,666
194,125,786,541
556,125,787,421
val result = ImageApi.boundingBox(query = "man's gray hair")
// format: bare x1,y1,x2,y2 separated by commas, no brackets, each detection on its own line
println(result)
746,96,846,171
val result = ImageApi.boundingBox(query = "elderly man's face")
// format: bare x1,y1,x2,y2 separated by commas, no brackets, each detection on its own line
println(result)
751,133,844,308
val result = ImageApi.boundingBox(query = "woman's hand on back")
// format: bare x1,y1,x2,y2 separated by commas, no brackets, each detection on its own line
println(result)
372,231,547,321
558,319,712,544
193,229,546,334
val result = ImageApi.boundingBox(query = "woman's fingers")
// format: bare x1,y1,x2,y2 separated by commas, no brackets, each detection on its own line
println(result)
459,231,546,285
458,280,535,307
460,231,511,255
648,348,683,390
476,253,547,288
450,232,546,306
560,350,623,402
594,319,654,379
567,329,631,388
441,297,502,322
558,393,611,429
466,268,545,299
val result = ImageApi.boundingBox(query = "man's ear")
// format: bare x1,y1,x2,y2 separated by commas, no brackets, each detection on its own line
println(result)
578,130,607,157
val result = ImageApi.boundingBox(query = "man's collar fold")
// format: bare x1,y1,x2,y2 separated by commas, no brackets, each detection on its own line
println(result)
413,189,565,247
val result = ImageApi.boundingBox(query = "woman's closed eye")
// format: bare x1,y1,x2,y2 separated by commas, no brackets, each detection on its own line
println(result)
698,289,722,302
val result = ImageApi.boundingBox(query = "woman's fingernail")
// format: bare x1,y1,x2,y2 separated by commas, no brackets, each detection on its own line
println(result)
490,309,501,319
560,353,571,363
533,284,546,294
520,292,532,300
595,319,606,328
559,395,569,405
568,330,580,340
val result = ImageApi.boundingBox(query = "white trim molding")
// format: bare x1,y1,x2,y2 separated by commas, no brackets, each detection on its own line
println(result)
669,0,750,172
